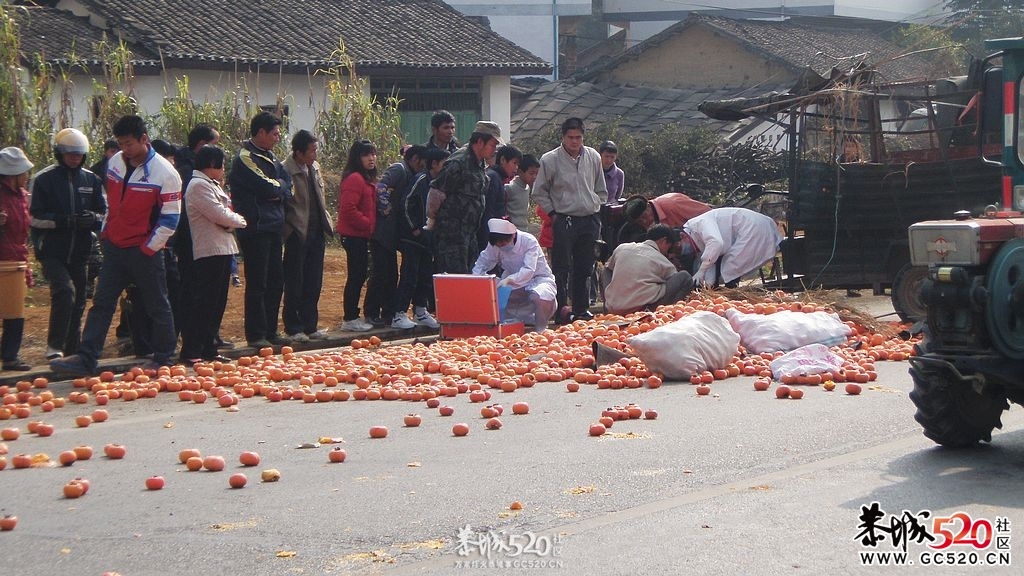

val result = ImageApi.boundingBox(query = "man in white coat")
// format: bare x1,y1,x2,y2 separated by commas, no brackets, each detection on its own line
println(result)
472,218,557,332
682,207,783,288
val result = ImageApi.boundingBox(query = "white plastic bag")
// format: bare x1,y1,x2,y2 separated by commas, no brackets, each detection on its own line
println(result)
769,343,844,378
725,308,852,354
627,311,740,381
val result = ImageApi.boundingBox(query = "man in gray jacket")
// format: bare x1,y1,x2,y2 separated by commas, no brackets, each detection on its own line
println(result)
533,117,607,323
282,130,333,341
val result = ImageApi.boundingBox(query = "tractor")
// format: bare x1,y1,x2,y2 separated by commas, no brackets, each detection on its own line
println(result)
908,37,1024,447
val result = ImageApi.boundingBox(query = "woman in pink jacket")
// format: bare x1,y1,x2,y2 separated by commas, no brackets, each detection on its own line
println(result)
335,139,378,332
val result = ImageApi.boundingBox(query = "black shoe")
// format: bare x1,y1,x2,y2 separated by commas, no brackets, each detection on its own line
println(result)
215,336,235,350
180,357,203,368
231,275,243,287
49,354,94,376
267,334,292,346
569,311,595,323
367,317,386,328
204,354,233,363
247,339,272,348
2,359,31,371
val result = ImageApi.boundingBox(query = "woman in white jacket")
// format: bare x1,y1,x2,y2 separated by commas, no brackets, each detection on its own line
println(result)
179,146,247,364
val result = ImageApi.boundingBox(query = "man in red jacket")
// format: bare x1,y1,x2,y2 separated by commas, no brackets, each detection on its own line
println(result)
51,115,181,376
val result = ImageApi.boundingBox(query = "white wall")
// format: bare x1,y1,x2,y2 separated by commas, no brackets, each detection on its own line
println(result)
481,75,512,141
52,68,511,146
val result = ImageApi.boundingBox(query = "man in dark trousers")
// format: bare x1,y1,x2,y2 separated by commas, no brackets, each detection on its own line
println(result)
29,128,106,360
228,111,293,348
533,117,607,323
50,115,181,376
282,130,333,341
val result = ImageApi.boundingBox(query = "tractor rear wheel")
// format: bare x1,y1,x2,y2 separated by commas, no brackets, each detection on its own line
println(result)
909,358,1008,447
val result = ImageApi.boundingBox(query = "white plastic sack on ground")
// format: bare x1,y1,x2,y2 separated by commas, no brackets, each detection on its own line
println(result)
627,311,740,381
725,308,852,354
769,343,845,378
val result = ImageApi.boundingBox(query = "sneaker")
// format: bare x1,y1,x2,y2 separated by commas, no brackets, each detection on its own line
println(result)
287,332,310,343
2,358,31,371
340,319,373,332
45,347,64,361
391,314,417,330
231,275,243,287
247,339,272,348
413,310,440,329
306,329,329,340
49,354,94,377
267,334,292,346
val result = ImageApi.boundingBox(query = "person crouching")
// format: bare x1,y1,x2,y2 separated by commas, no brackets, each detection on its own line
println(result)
602,224,694,315
471,218,556,332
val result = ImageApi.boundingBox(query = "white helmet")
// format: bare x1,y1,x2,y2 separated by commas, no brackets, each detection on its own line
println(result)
54,128,90,155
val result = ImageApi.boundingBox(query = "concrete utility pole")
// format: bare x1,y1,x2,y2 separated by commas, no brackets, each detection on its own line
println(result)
553,0,559,80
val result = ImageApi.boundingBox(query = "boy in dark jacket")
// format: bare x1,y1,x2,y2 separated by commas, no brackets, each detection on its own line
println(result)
392,147,448,329
29,128,106,360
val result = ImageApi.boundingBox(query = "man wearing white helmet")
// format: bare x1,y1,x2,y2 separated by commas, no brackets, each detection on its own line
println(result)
29,128,106,360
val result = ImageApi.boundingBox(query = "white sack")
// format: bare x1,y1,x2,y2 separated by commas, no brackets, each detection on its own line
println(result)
627,311,740,381
725,308,852,354
769,343,845,378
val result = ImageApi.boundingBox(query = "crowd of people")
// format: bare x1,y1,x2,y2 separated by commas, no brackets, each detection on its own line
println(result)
0,110,785,376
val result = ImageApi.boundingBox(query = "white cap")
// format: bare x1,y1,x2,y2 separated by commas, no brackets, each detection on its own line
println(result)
487,218,516,234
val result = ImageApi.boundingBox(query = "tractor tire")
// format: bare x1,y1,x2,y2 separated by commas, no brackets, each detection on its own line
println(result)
891,263,928,322
909,360,1008,447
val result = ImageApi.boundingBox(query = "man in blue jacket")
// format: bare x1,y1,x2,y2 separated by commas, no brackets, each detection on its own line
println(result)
228,112,293,348
30,128,106,360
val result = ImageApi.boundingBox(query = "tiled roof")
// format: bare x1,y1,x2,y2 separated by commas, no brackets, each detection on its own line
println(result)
577,14,940,83
18,0,550,74
13,6,160,66
511,80,788,142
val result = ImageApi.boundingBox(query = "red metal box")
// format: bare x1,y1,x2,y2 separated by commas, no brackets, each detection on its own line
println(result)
438,321,525,340
433,274,502,324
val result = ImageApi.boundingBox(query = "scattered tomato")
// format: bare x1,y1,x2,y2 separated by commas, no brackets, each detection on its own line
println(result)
328,447,347,463
0,515,16,531
202,455,226,471
238,451,260,467
145,476,165,490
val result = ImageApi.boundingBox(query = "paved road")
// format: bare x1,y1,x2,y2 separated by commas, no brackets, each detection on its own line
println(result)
2,295,1022,575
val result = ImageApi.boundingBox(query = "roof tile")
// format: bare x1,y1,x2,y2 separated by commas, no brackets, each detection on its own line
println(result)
16,0,549,74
